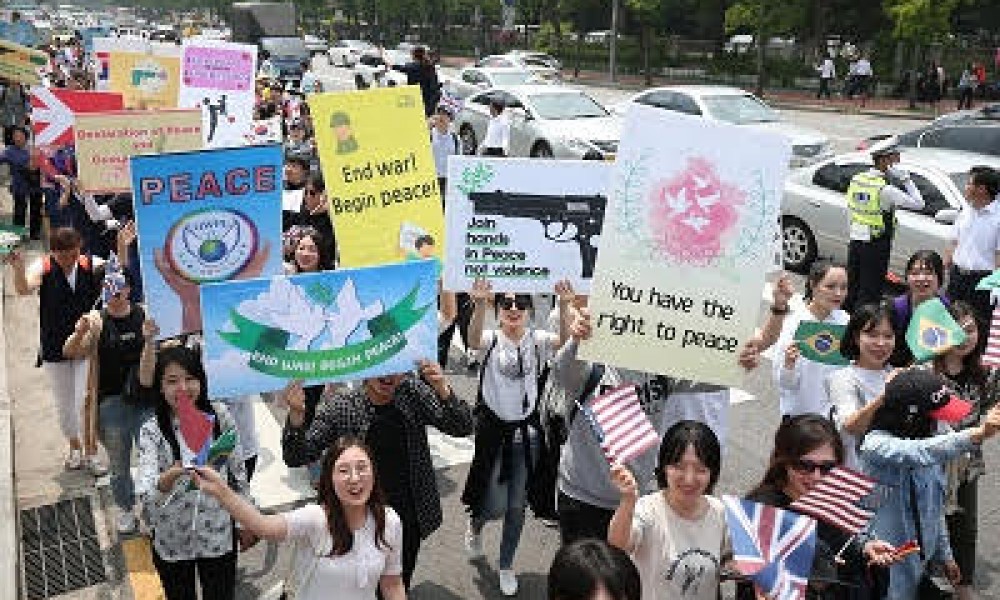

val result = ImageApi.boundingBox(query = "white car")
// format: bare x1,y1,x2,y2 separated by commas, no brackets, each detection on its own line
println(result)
303,34,329,56
327,39,370,66
454,86,620,159
444,67,547,99
780,147,1000,275
617,85,833,168
352,50,409,89
475,53,561,82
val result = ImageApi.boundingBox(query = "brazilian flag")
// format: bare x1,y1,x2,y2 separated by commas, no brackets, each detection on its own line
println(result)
906,298,966,362
794,321,849,366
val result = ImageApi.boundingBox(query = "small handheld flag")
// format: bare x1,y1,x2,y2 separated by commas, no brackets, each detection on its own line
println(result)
100,252,127,307
724,496,817,600
588,385,659,464
207,428,237,470
175,390,215,466
0,224,27,255
983,304,1000,368
789,466,876,535
975,269,1000,291
794,321,848,366
905,298,966,362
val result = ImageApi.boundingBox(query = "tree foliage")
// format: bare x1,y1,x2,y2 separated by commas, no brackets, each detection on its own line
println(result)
883,0,961,41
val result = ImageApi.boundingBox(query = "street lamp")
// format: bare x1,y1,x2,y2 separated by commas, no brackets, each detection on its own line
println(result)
609,0,618,83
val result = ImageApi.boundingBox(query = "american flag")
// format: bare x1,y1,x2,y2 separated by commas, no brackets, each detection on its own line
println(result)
789,466,876,535
583,384,659,464
983,304,1000,367
724,496,817,600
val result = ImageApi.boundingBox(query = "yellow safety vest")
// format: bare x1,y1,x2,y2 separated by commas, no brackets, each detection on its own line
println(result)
846,171,891,239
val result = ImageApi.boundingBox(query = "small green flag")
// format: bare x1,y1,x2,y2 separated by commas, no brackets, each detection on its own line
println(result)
207,428,238,470
976,269,1000,291
794,321,849,366
905,298,966,362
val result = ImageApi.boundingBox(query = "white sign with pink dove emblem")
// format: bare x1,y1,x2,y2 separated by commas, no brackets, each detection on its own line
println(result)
579,105,791,387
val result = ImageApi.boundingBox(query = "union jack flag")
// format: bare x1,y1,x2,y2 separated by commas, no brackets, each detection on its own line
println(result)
723,495,817,600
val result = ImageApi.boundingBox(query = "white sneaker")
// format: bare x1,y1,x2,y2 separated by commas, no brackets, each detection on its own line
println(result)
116,511,137,535
464,524,484,560
86,456,108,477
65,449,83,470
498,569,518,596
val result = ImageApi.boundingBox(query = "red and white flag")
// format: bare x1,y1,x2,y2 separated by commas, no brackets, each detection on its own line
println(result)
587,384,659,464
983,304,1000,367
29,88,123,146
789,466,876,535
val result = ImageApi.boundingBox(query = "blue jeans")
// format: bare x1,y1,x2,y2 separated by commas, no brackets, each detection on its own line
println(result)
98,396,153,510
471,430,538,569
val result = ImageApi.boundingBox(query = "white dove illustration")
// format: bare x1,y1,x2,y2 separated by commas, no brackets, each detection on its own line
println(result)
239,278,327,351
324,279,384,348
667,186,691,215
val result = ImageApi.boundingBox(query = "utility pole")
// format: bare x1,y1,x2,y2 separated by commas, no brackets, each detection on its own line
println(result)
754,0,765,97
610,0,619,83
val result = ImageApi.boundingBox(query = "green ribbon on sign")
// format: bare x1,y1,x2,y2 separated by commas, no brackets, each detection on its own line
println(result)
218,283,430,379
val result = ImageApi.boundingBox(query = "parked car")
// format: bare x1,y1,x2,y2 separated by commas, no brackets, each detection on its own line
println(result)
352,49,409,89
303,34,329,56
454,85,620,159
475,53,561,82
444,67,547,99
327,39,370,66
861,104,1000,157
260,36,310,84
616,85,833,168
780,147,1000,276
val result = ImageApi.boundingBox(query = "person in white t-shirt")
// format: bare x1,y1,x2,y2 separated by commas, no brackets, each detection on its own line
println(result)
608,421,730,600
193,435,406,600
479,98,511,157
773,261,850,419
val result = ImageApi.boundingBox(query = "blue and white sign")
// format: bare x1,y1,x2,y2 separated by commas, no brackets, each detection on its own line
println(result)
131,144,284,338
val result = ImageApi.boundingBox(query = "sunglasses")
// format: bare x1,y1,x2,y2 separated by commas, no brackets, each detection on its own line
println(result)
496,295,532,310
791,458,837,475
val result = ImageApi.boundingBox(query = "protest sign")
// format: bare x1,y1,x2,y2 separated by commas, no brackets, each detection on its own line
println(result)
443,157,611,293
108,43,181,109
579,105,790,387
29,88,124,147
200,260,439,398
131,144,285,339
310,86,444,268
179,40,257,148
74,109,203,193
92,37,145,91
0,38,47,84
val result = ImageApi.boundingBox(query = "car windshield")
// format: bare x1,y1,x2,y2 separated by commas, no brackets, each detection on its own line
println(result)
527,92,608,119
490,71,535,86
264,39,306,56
702,94,779,124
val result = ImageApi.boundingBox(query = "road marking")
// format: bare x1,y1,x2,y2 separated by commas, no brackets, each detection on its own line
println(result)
121,537,165,600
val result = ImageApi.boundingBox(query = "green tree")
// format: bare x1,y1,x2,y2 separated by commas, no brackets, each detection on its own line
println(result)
624,0,662,84
883,0,960,41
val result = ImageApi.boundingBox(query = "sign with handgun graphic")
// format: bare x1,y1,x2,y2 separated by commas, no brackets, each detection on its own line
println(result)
443,157,612,293
179,40,257,149
108,42,181,109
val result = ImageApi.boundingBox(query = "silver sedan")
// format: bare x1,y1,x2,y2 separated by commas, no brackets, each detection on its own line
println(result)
453,85,621,159
781,147,1000,277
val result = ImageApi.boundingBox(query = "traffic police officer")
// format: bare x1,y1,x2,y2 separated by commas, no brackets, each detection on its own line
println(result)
845,144,925,311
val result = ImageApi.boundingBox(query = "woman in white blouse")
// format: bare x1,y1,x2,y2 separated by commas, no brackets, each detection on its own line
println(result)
193,435,406,600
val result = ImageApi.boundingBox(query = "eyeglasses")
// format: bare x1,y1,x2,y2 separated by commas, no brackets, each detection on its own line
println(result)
790,458,837,475
496,295,532,311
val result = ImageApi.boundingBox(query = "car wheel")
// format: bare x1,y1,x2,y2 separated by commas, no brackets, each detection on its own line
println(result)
459,125,477,155
781,216,817,273
530,142,554,158
354,74,369,90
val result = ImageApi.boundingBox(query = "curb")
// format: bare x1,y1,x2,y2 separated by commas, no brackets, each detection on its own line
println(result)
768,101,933,120
1,266,17,600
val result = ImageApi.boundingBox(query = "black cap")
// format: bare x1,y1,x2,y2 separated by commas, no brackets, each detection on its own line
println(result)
883,369,971,424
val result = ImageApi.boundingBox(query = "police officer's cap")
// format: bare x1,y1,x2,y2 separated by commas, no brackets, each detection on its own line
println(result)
871,143,901,159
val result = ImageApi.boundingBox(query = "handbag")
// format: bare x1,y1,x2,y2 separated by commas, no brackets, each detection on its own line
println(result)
908,473,956,600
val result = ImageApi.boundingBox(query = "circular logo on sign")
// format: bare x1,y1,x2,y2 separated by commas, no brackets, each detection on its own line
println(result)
165,208,258,282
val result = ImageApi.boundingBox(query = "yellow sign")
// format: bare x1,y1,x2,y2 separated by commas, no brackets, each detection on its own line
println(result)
108,51,181,109
311,86,444,268
0,39,47,84
74,109,203,193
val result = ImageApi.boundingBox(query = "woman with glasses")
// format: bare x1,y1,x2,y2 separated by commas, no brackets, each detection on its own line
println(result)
736,415,896,600
194,436,406,600
825,302,897,469
461,278,572,596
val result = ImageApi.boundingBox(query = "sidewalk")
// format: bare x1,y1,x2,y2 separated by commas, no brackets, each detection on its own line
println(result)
439,55,937,120
1,205,16,600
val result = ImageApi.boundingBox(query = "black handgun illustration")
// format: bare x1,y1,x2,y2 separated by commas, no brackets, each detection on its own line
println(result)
468,191,606,278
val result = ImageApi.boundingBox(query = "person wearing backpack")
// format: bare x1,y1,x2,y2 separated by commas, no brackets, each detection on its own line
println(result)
430,104,460,204
461,278,573,596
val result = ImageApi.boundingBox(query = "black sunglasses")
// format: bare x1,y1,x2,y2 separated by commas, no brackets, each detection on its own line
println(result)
496,295,532,310
791,458,837,475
